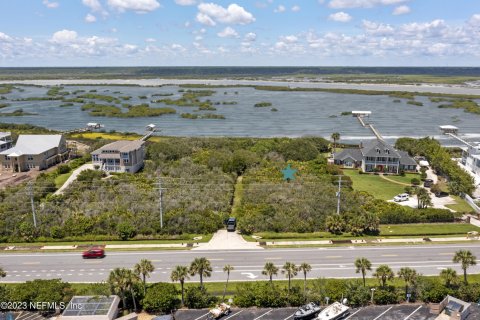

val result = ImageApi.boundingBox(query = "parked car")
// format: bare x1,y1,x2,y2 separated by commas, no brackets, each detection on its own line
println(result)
226,217,236,232
435,191,450,198
423,179,434,188
393,193,410,202
82,248,105,259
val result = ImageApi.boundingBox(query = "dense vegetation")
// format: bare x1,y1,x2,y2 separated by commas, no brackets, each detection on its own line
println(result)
395,137,475,195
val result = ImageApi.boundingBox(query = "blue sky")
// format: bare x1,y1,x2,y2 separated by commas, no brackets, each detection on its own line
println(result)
0,0,479,66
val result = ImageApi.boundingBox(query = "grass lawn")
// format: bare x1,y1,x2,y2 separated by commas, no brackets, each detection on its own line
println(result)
2,234,213,247
343,169,405,200
54,171,73,188
231,176,244,216
244,223,480,242
446,195,476,213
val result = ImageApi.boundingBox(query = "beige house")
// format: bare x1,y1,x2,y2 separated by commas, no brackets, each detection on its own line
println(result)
0,135,68,172
91,140,145,173
0,132,13,152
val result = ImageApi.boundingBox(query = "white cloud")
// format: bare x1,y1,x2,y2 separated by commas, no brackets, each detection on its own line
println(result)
107,0,160,13
328,0,408,9
244,32,256,41
85,14,97,23
393,5,410,15
145,38,156,42
281,35,298,43
196,3,255,26
362,20,394,35
291,5,301,12
51,30,78,43
468,14,480,27
274,5,286,13
218,46,229,53
42,0,59,8
0,32,12,42
217,26,239,38
171,43,186,51
82,0,103,12
329,11,352,22
175,0,197,5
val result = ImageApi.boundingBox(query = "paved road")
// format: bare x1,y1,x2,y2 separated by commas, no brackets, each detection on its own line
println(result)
2,244,480,283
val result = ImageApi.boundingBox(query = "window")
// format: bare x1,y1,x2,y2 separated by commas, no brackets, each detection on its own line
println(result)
121,152,129,158
92,155,99,162
385,149,390,154
124,159,129,164
4,155,9,160
376,148,380,154
27,155,33,161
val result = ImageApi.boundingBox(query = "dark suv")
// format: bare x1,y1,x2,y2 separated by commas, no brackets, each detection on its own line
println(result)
423,179,434,188
226,218,236,232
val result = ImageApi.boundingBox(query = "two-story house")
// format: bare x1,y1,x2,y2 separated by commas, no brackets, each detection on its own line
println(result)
0,134,68,172
0,132,13,152
334,139,417,173
91,140,145,173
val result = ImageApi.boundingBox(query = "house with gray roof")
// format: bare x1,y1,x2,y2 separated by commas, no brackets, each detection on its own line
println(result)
91,140,145,173
0,132,12,152
0,134,68,172
334,139,417,174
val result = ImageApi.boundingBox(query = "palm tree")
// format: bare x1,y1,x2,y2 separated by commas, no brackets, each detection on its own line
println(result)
453,250,477,284
189,257,212,288
331,132,341,154
373,265,394,288
298,262,312,297
282,261,298,292
440,268,458,288
222,265,234,301
262,262,279,284
125,269,140,311
134,259,155,295
171,265,189,306
108,268,134,310
416,188,432,209
354,257,372,287
397,267,418,298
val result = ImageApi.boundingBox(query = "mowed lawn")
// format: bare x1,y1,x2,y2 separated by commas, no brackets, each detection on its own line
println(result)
343,169,405,200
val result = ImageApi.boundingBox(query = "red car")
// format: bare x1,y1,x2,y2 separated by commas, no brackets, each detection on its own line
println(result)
82,248,105,259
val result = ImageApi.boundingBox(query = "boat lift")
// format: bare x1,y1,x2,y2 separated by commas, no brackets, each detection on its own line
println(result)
439,125,476,148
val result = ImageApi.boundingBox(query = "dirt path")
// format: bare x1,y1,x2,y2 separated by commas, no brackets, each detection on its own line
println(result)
379,174,411,186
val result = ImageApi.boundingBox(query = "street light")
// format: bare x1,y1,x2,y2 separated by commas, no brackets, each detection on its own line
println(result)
370,288,376,304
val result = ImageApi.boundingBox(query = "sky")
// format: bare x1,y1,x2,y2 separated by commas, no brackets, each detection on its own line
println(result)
0,0,480,67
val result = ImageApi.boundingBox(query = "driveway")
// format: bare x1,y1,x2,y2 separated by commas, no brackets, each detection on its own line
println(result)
54,163,94,195
193,230,263,250
388,193,456,211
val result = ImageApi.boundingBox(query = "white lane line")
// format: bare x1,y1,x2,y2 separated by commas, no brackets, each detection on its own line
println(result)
344,309,361,319
373,306,393,320
224,310,244,319
404,305,422,320
253,309,273,320
282,314,294,320
67,274,72,276
192,313,209,320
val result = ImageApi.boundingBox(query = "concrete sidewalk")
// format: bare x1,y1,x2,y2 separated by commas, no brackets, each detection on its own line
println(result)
54,163,94,195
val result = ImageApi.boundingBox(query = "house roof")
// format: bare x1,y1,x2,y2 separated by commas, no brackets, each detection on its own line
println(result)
334,148,363,162
360,139,401,158
398,151,417,166
91,140,144,155
0,132,11,139
0,135,63,156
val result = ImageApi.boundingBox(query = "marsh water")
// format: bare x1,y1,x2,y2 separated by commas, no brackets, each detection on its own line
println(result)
1,84,479,144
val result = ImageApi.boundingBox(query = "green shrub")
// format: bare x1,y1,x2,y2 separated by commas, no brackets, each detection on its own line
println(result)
373,288,398,305
50,226,65,239
142,283,180,313
9,279,73,310
117,222,137,241
56,164,70,175
411,178,420,186
184,286,216,309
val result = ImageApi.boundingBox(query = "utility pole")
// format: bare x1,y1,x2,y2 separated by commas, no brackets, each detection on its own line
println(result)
28,181,37,228
158,177,163,229
335,175,344,215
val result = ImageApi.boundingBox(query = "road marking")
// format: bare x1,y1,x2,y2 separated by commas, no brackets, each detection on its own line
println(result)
67,274,72,276
404,305,422,319
49,269,56,272
192,313,209,320
438,253,454,255
224,310,244,319
282,314,294,320
84,260,103,264
265,257,282,260
209,259,225,261
345,309,361,319
326,256,343,258
253,309,273,320
381,254,398,257
241,272,258,279
373,306,393,320
22,261,40,265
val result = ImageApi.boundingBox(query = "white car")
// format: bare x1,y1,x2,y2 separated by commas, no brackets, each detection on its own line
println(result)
393,193,410,202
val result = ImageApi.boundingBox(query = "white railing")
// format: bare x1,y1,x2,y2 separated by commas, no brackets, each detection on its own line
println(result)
465,194,480,213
